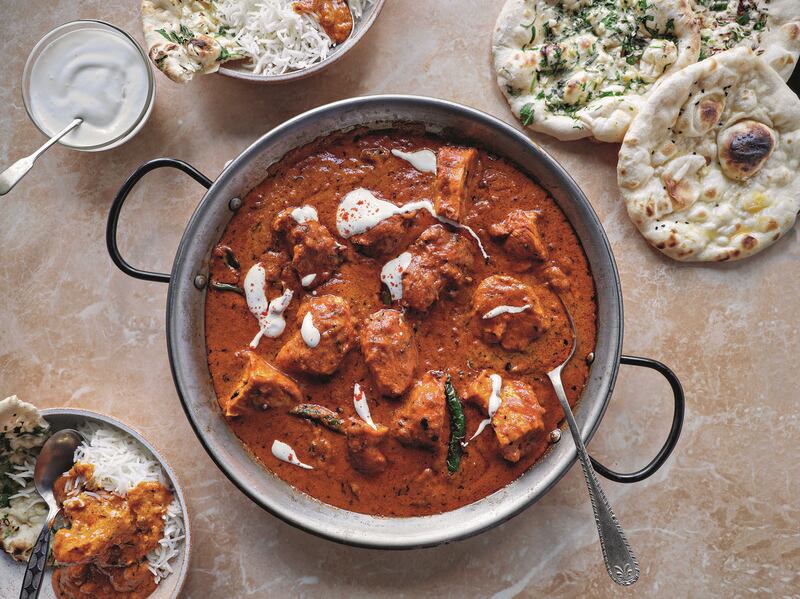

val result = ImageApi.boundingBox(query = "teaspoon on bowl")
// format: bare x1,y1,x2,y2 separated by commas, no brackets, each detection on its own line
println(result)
18,428,83,599
0,118,82,196
547,296,640,586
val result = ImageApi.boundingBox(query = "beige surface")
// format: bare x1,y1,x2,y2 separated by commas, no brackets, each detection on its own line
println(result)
0,1,798,597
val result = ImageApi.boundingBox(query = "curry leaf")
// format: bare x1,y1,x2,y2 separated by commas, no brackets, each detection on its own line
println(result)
210,281,244,295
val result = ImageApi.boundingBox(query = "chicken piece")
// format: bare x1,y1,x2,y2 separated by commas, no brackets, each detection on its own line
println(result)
292,0,353,44
276,295,356,376
489,209,548,263
472,275,549,351
394,371,446,450
101,562,158,594
360,309,418,397
401,225,476,312
53,492,135,565
345,419,389,476
289,404,389,475
350,213,417,258
119,482,173,565
53,563,157,599
434,146,479,222
53,462,95,505
466,372,546,463
226,351,302,417
273,208,345,288
52,481,170,567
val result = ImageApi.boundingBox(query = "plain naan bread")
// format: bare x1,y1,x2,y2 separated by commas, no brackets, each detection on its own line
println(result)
691,0,800,80
618,47,800,262
493,0,700,142
141,0,243,83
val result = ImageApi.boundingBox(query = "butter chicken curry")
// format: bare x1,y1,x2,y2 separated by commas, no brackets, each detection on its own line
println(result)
205,129,597,517
50,463,172,599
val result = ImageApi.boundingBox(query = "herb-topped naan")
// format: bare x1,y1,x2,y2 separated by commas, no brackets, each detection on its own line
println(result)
618,47,800,262
141,0,243,83
0,396,50,561
691,0,800,80
493,0,700,142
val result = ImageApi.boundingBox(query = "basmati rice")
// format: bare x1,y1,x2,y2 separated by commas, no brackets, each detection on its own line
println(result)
216,0,373,75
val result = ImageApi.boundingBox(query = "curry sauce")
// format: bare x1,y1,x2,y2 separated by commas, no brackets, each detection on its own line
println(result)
205,129,597,517
50,464,172,599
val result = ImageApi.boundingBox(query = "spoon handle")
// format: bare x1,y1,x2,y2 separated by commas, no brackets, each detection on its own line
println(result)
548,367,640,586
0,118,82,196
18,517,53,599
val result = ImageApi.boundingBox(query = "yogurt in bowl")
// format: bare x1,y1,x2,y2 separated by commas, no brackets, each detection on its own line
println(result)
22,20,155,151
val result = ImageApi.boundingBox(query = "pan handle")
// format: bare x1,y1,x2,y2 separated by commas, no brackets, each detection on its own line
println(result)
106,158,212,283
590,355,684,484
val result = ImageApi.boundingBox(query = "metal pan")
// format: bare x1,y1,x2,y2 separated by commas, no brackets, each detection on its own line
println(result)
106,95,684,549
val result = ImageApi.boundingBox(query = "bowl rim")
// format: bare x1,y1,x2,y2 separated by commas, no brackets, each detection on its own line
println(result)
20,19,156,152
165,94,624,549
217,0,387,83
38,407,191,598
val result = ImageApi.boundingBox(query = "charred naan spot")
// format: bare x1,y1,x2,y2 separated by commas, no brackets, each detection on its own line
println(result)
706,187,717,198
698,97,723,130
741,235,758,250
718,120,777,181
663,176,695,210
678,92,726,137
766,219,778,231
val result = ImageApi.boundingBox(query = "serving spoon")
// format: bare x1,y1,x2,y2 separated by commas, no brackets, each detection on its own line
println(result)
0,118,82,196
18,429,83,599
547,296,640,586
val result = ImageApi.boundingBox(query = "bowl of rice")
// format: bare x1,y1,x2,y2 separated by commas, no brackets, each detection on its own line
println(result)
216,0,385,82
0,401,190,599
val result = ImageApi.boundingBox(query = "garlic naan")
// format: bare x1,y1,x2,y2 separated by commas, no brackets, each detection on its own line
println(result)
618,47,800,262
691,0,800,80
141,0,243,83
493,0,700,142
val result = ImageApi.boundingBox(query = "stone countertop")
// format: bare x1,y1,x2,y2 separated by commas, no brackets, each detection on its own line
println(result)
1,1,798,597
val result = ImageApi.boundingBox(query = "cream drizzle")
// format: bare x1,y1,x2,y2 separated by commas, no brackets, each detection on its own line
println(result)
300,311,321,348
244,263,293,348
483,304,531,319
353,383,377,430
271,440,313,469
290,205,318,223
380,252,412,301
469,374,503,441
391,148,437,174
335,188,489,260
300,273,317,287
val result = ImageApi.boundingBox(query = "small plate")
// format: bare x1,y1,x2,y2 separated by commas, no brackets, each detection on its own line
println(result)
218,0,386,83
0,408,191,599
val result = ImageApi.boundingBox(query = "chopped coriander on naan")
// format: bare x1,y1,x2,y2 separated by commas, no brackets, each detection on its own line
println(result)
493,0,700,142
141,0,244,83
690,0,800,80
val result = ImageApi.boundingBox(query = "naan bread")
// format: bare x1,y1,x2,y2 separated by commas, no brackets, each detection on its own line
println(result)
493,0,700,142
618,47,800,262
691,0,800,80
0,396,49,561
141,0,243,83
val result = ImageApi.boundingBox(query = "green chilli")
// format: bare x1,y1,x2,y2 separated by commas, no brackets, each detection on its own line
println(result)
445,375,466,474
